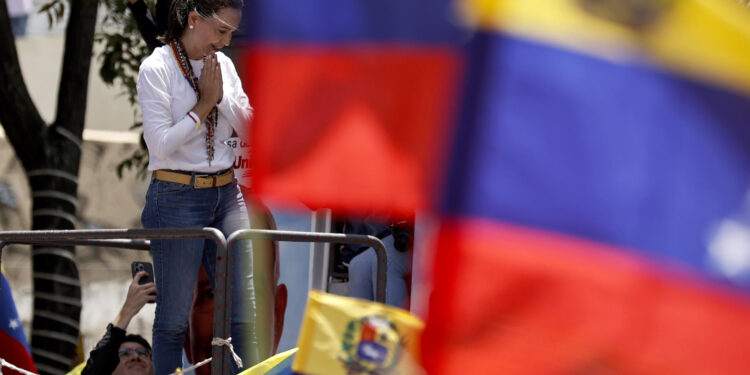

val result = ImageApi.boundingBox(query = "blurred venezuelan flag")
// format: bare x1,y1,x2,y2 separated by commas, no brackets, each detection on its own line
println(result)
242,0,750,373
240,0,464,217
424,0,750,374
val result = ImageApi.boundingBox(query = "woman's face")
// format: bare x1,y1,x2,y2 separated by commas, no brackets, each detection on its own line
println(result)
189,7,241,58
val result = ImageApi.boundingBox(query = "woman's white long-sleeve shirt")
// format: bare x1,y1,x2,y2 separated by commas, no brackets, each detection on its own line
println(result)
137,45,252,173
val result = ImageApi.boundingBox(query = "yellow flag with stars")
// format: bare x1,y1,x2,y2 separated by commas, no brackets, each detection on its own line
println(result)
292,291,424,375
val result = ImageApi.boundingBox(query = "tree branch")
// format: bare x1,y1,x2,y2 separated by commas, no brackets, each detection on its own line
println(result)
55,0,99,136
0,0,46,167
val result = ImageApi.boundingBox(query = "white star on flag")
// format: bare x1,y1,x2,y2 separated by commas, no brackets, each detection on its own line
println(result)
8,318,20,330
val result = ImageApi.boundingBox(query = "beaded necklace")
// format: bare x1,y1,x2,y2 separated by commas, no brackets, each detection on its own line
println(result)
170,39,217,165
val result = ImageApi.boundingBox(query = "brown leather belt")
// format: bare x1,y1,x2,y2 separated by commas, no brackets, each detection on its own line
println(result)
154,169,234,189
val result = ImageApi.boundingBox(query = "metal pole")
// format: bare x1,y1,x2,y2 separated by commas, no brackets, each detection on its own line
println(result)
227,229,388,303
308,209,332,292
0,228,223,243
19,239,151,251
209,233,232,375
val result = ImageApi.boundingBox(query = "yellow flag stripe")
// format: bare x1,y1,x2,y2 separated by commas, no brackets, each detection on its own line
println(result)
461,0,750,95
239,348,298,375
66,362,85,375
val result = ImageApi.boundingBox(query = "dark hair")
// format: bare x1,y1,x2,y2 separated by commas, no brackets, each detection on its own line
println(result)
122,334,152,355
161,0,243,43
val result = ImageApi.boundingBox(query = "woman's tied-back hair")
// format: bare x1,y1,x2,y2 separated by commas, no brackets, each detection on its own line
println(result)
160,0,243,43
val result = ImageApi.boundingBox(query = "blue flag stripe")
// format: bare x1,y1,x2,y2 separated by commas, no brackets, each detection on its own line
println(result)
240,0,466,45
1,273,32,352
443,32,750,288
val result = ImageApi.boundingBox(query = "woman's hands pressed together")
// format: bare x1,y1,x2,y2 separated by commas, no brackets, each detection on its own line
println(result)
200,53,223,104
192,53,223,121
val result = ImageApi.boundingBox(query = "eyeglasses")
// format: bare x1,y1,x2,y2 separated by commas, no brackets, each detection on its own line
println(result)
211,13,238,32
118,348,151,360
195,8,239,32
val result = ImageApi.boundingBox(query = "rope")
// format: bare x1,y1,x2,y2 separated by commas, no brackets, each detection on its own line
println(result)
169,357,212,375
0,358,40,375
168,336,242,375
211,337,243,368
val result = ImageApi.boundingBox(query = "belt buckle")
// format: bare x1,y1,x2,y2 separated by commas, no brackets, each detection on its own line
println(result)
193,174,211,188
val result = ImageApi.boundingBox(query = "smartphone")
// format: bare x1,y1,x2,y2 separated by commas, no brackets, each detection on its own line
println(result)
131,261,156,303
131,261,154,284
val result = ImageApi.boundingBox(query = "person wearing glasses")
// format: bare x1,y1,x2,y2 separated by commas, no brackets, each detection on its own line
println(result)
82,272,156,375
114,340,154,375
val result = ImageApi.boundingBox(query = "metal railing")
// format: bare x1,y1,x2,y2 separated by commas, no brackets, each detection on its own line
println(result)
0,228,229,374
227,229,387,302
0,227,387,375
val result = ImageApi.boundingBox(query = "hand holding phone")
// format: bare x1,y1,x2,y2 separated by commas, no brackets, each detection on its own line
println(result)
113,262,158,330
130,261,156,303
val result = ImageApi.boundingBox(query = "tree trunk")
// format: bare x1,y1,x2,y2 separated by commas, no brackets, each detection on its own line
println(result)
0,0,98,371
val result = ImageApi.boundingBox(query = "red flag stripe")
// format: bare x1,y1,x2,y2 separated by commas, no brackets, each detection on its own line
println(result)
423,218,750,374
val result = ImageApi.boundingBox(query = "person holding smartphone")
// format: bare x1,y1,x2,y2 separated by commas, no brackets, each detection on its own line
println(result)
82,272,156,375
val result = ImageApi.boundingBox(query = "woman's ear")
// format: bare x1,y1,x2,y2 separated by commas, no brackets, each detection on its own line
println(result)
187,11,200,29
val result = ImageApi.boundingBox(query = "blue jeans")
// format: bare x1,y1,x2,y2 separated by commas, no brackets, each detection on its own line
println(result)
142,176,259,375
349,234,410,307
